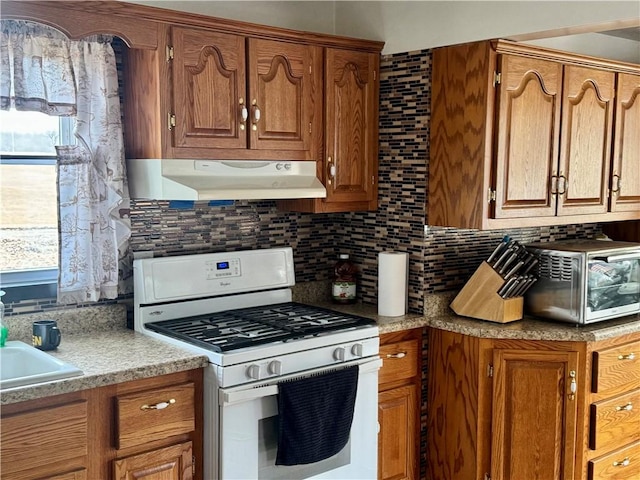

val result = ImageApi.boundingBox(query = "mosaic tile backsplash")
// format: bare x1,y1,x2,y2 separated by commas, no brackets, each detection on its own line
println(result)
5,47,604,316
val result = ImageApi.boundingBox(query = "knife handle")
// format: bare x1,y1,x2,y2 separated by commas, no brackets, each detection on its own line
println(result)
493,247,513,270
504,261,524,281
499,253,519,275
488,241,507,264
498,277,517,298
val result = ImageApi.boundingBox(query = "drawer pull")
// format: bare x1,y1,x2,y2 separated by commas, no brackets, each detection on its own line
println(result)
618,353,636,360
140,398,176,411
612,457,630,468
386,352,406,359
615,402,633,412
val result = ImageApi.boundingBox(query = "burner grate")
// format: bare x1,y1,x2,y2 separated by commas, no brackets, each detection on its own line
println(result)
145,302,375,352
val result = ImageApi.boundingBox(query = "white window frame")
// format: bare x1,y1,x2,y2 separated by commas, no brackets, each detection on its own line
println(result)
0,115,75,287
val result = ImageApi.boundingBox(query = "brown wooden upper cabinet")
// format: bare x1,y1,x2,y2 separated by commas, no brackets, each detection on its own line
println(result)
611,73,640,213
124,25,323,162
324,48,379,208
495,60,615,219
278,48,380,213
170,27,322,159
429,40,640,230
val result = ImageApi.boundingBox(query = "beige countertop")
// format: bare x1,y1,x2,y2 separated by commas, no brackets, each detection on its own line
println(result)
3,300,639,406
1,305,208,405
313,301,640,342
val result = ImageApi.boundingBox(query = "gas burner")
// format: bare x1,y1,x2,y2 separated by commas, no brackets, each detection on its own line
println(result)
145,302,375,352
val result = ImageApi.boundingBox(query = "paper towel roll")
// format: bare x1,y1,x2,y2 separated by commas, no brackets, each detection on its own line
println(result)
378,252,409,317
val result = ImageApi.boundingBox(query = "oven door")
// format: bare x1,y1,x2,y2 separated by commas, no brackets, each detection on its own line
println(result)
218,356,381,480
586,250,640,322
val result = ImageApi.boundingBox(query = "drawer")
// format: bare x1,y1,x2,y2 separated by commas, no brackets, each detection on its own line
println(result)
588,441,640,480
593,340,640,395
1,400,87,480
115,382,195,450
590,389,640,452
379,339,419,385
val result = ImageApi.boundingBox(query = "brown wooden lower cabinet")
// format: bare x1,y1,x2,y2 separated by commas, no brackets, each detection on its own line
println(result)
0,369,203,480
426,327,640,480
0,399,88,480
491,348,579,480
113,441,194,480
378,329,422,480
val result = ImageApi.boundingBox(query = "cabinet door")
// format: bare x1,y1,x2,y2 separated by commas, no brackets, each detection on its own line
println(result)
325,48,379,206
491,349,579,480
1,400,87,480
172,27,246,150
493,55,562,219
378,384,419,480
113,442,193,480
247,39,322,155
610,73,640,213
557,65,615,216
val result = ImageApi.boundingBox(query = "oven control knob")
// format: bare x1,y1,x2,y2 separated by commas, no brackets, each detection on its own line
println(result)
268,360,282,375
334,347,346,361
247,364,261,380
351,343,364,357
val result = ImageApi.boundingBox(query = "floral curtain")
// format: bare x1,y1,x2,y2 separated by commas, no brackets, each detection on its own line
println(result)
1,20,131,303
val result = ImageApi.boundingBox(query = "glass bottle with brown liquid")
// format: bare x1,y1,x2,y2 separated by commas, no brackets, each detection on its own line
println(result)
332,254,358,304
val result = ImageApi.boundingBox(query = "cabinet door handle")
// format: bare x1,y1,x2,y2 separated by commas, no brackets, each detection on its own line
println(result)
239,98,248,131
612,457,630,468
140,398,176,411
251,99,261,131
615,402,633,412
568,370,576,401
618,353,636,360
557,174,567,195
327,156,336,185
386,352,406,359
611,173,621,195
550,174,558,195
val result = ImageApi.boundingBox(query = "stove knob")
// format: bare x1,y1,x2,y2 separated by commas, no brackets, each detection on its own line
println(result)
268,360,282,375
351,343,364,357
247,364,261,380
334,347,346,361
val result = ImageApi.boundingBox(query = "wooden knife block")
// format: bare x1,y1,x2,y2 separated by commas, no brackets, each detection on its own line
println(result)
450,261,524,323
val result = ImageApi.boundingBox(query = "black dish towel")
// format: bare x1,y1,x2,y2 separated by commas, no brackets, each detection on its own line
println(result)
276,365,359,466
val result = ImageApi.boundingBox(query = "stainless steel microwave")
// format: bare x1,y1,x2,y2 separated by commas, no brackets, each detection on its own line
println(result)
524,239,640,324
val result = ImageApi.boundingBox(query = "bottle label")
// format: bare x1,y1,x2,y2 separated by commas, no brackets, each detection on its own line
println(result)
332,282,356,300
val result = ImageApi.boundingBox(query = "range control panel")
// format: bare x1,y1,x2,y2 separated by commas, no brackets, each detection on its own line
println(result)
135,247,295,303
206,258,241,279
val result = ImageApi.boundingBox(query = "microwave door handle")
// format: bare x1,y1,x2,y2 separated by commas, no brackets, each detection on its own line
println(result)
601,254,640,262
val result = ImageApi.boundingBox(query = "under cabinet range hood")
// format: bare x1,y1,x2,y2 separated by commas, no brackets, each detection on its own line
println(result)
126,159,327,201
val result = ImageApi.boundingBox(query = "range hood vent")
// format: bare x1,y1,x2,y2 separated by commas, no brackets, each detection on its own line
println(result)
126,159,327,201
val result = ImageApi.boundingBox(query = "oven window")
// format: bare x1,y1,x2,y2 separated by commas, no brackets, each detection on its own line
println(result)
588,257,640,312
257,415,351,479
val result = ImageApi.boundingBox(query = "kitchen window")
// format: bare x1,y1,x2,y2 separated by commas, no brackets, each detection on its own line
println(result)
0,108,75,287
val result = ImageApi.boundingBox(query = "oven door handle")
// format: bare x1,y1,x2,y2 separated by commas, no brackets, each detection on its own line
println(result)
221,357,382,406
597,253,640,263
223,384,279,405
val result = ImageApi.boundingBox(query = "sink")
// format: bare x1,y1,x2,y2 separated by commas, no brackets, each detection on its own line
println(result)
0,340,84,390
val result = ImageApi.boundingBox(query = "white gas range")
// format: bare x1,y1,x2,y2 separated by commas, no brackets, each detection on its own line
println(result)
133,247,381,480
